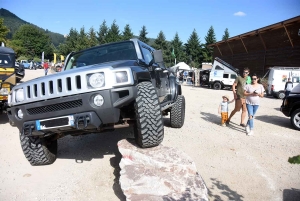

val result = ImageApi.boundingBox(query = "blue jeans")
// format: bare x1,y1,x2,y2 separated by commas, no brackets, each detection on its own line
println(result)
246,104,259,130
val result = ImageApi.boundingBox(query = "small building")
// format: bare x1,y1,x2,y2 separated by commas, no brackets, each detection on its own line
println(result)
209,16,300,77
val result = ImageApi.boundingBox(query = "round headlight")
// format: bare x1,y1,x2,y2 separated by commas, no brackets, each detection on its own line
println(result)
17,109,23,119
0,88,9,95
89,73,105,88
93,94,104,106
15,89,24,102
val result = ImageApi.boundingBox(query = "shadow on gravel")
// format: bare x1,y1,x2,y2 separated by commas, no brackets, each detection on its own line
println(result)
200,112,245,133
0,113,9,124
283,188,300,201
57,129,133,200
255,115,294,130
208,178,244,201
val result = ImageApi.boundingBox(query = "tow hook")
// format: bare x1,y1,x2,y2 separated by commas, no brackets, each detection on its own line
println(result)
23,123,35,136
74,115,90,129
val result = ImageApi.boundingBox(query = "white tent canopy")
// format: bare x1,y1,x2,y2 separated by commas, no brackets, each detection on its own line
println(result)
172,62,191,70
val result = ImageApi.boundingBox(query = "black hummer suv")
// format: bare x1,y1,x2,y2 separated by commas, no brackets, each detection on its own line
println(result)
7,39,185,166
281,84,300,131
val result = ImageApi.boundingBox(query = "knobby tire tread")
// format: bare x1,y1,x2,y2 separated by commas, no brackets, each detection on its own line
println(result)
134,82,164,148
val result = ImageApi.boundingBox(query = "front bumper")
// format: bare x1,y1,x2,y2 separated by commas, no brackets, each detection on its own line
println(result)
7,86,137,135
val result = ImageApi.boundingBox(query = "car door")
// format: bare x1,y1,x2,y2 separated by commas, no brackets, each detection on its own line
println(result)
139,44,169,102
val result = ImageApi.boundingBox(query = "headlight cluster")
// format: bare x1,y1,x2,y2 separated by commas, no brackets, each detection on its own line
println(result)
87,73,105,88
0,87,9,95
0,83,10,95
15,88,24,102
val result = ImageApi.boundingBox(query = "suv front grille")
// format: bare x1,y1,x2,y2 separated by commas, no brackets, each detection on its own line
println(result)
27,100,83,115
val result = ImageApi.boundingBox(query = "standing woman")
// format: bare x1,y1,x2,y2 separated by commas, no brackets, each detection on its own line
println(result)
244,73,265,136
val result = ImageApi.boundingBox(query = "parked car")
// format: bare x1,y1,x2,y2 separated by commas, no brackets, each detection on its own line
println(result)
281,84,300,130
20,60,30,69
14,61,25,82
35,62,42,69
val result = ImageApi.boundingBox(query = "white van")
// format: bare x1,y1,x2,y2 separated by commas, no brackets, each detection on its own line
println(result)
267,67,300,99
209,57,239,90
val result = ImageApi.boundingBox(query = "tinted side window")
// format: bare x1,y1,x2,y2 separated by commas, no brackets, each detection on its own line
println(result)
231,74,237,79
223,74,229,78
141,47,153,64
215,65,223,70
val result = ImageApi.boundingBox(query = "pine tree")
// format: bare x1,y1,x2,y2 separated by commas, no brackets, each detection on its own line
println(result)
58,28,78,56
154,31,172,67
97,20,108,45
75,27,89,51
88,27,98,47
138,25,149,44
122,24,134,40
222,28,230,41
106,20,121,43
203,26,216,62
170,32,186,64
185,29,202,68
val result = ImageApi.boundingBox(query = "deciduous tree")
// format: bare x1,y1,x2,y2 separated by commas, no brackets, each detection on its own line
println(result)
13,24,52,59
0,18,9,44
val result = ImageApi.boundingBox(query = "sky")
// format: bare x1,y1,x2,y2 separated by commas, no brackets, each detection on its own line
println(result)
1,0,300,44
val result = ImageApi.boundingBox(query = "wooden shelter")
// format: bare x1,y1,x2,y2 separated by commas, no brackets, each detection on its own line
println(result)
209,16,300,77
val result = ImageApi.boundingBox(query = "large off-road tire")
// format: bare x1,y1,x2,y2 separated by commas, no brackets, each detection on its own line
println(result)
134,82,164,148
291,109,300,131
170,95,185,128
20,133,57,166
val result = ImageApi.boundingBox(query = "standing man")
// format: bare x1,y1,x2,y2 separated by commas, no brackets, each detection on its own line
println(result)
227,68,250,127
44,61,49,76
284,78,293,98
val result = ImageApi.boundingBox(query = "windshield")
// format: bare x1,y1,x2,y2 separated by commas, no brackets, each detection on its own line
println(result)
0,53,14,68
65,41,137,71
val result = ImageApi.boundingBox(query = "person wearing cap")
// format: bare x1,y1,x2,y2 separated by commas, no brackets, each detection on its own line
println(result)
218,95,234,127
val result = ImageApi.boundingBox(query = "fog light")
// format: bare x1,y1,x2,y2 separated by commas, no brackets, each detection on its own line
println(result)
93,94,104,106
17,109,23,119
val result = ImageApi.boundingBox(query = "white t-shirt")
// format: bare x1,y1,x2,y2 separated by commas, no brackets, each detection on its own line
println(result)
244,84,264,105
220,101,231,112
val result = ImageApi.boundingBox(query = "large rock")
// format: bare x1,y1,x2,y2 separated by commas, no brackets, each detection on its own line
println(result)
118,139,208,201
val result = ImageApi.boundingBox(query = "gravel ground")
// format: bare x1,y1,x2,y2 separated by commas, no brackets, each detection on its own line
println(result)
0,69,299,201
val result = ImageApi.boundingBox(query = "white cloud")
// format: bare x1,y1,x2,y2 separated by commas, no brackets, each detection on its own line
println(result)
234,11,246,16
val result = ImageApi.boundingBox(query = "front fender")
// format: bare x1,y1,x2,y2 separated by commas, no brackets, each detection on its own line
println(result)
169,75,181,102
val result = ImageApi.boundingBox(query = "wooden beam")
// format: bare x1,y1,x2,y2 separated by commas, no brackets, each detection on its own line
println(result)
282,23,294,47
258,31,267,50
239,36,248,53
215,43,223,56
226,41,233,55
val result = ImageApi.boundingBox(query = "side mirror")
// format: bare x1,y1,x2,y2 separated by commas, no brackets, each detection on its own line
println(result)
152,50,163,64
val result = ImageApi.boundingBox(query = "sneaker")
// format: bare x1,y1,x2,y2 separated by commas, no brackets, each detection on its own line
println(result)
245,125,250,134
222,123,226,127
247,130,254,136
226,120,230,125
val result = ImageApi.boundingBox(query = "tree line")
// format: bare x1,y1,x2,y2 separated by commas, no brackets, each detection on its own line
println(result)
0,18,230,68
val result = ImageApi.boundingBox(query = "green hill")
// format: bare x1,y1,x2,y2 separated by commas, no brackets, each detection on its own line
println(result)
0,8,65,47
